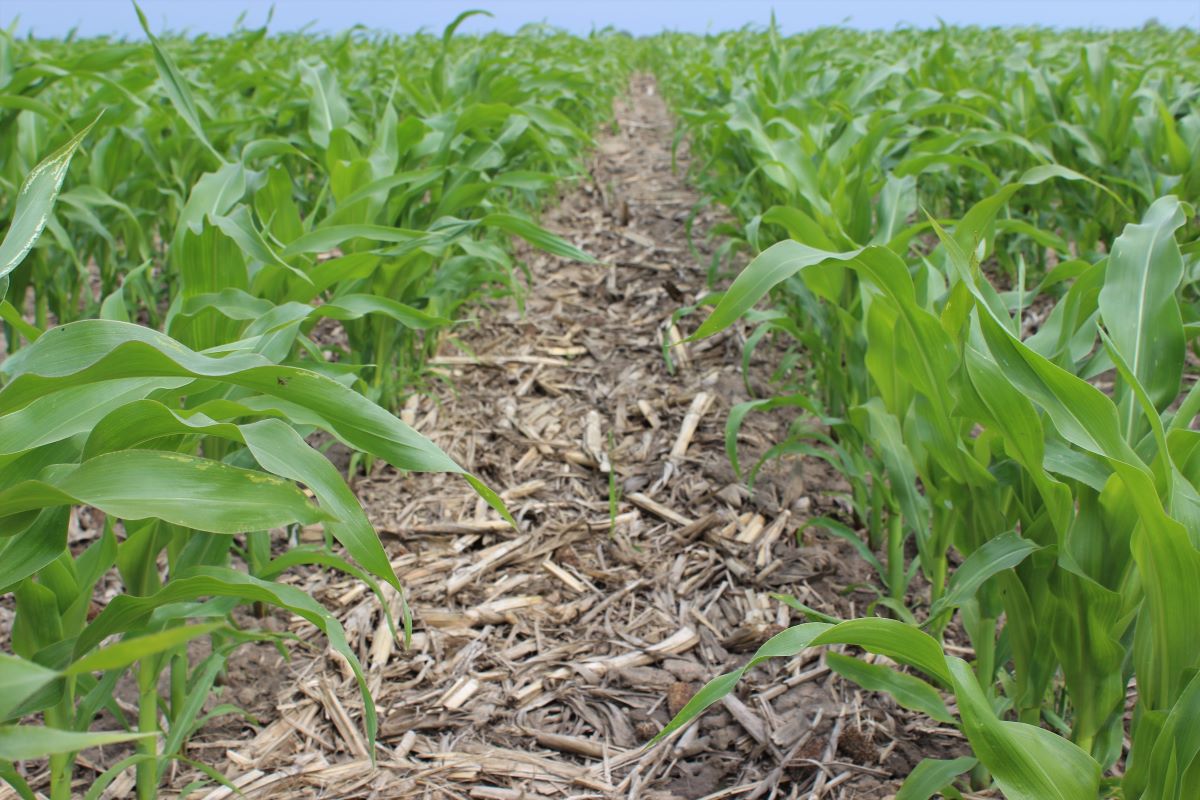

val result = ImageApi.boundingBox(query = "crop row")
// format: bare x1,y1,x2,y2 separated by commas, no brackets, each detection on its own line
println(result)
648,24,1200,800
0,11,629,799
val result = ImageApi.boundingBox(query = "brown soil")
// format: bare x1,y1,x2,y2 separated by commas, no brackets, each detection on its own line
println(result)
7,76,969,800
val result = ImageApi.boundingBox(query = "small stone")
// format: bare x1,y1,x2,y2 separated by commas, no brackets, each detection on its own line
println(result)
720,623,784,653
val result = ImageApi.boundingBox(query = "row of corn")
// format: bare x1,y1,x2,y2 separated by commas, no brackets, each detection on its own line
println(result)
647,24,1200,800
0,11,630,798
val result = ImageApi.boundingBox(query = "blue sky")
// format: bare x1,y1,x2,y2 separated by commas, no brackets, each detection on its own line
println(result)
4,0,1198,38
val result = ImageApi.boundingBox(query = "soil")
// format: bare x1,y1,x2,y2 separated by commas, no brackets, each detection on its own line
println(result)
2,75,971,800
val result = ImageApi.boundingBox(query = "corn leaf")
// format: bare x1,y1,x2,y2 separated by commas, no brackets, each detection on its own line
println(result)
0,450,328,534
0,726,152,760
0,115,100,288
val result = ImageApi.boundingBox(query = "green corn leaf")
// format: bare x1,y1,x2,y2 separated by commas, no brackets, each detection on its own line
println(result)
1049,567,1127,758
311,294,451,330
652,618,951,743
686,240,867,341
1141,669,1200,800
77,568,378,749
0,301,43,342
871,173,917,245
80,402,400,591
651,622,831,743
961,345,1072,531
1120,461,1200,714
936,165,1128,280
947,656,1101,799
492,171,557,191
1097,196,1189,422
856,398,931,549
299,60,350,148
1098,326,1173,482
895,756,978,800
826,652,955,723
179,288,450,332
0,508,69,592
0,94,69,128
80,754,156,800
761,206,836,249
927,531,1042,620
0,320,452,471
64,623,225,675
481,213,596,263
279,223,426,257
770,593,844,625
210,206,313,287
802,517,886,579
161,653,227,760
0,114,101,288
1042,440,1111,491
240,138,313,166
0,450,329,534
726,394,821,480
812,618,952,684
334,167,444,209
0,760,35,800
133,1,222,162
431,9,492,99
688,242,974,488
0,655,60,721
0,378,189,456
173,163,250,243
973,293,1143,468
0,726,152,761
293,253,381,300
240,419,399,591
0,319,513,523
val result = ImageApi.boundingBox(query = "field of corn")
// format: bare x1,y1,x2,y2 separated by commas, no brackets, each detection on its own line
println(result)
0,8,1198,799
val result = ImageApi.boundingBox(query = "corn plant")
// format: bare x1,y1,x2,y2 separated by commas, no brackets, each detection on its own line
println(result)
648,25,1197,423
0,110,523,799
658,175,1200,798
1,8,627,409
642,23,1200,798
0,10,631,797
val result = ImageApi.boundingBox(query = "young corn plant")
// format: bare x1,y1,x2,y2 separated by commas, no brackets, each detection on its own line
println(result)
0,9,632,795
1,7,628,406
646,25,1198,423
0,76,518,800
657,179,1200,798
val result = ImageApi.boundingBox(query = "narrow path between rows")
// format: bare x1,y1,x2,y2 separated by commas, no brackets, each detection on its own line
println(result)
170,76,957,800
